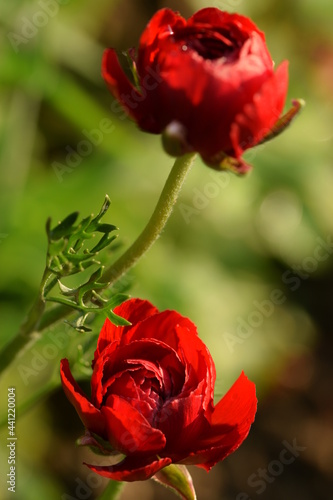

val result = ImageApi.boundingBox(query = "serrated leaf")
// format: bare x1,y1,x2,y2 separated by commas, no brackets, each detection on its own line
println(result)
46,296,81,309
65,252,95,263
106,309,131,326
58,280,77,296
90,233,117,254
87,267,104,282
50,211,79,240
48,239,67,257
87,195,112,232
96,194,111,219
78,215,93,232
95,223,118,234
66,322,92,333
106,293,130,309
43,196,130,324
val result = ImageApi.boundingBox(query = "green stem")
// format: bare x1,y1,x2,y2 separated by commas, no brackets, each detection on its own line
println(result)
19,267,53,336
98,480,125,500
0,267,54,376
102,152,197,285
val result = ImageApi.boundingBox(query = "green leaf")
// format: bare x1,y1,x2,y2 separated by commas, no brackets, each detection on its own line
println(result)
73,324,92,333
106,309,131,326
87,195,113,232
105,293,130,309
57,280,77,296
46,195,118,279
153,464,197,500
95,223,118,234
90,233,117,254
49,211,79,240
41,196,132,328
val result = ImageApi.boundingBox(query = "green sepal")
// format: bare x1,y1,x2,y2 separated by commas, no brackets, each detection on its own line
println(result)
258,98,305,145
76,431,117,456
153,464,197,500
124,49,141,91
205,152,251,175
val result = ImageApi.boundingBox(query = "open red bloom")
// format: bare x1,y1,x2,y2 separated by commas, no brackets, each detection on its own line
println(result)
102,8,292,173
60,298,257,481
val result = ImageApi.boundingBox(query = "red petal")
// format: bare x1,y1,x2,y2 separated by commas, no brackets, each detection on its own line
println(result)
60,359,105,436
157,382,208,452
92,341,167,408
126,308,197,347
94,338,185,402
102,49,147,124
126,310,214,405
174,324,216,406
101,395,166,455
85,455,171,481
91,348,115,408
93,299,158,363
186,372,257,469
140,8,185,50
137,9,186,73
114,298,159,339
231,60,289,157
209,372,257,440
188,8,265,42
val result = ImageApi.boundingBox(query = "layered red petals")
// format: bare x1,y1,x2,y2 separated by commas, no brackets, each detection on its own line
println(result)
208,371,257,439
61,299,257,481
102,396,166,455
189,9,265,41
179,372,257,470
102,49,153,128
102,7,290,172
93,298,159,366
231,60,289,158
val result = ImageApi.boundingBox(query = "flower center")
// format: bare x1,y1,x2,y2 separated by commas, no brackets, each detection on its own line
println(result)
174,26,243,61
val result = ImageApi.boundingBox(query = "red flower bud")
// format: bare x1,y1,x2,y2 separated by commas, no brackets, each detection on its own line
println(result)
102,8,295,173
60,298,257,481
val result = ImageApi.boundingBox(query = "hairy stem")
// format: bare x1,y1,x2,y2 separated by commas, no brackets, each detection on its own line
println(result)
102,152,197,285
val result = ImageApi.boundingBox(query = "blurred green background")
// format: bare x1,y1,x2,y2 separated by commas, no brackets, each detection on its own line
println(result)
1,0,333,498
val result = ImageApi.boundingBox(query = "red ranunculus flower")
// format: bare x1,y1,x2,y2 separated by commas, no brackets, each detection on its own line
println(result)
60,298,257,481
102,8,291,173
